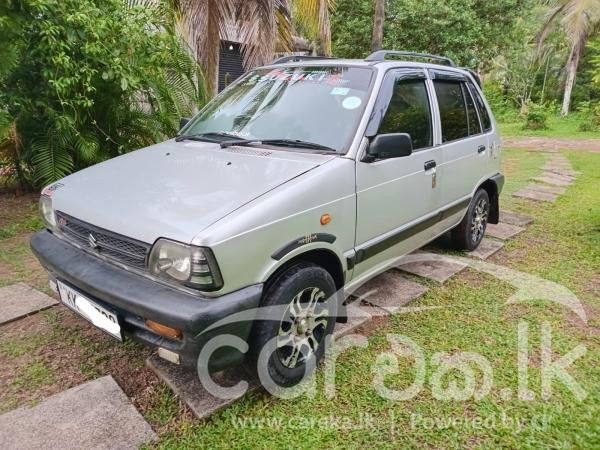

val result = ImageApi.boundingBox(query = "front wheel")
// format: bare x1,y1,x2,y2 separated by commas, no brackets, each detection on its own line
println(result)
451,189,490,251
249,262,337,387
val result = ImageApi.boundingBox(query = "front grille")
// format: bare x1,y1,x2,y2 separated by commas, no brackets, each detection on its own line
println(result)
56,211,151,270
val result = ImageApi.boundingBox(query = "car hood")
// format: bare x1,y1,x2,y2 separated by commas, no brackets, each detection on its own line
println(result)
51,140,336,244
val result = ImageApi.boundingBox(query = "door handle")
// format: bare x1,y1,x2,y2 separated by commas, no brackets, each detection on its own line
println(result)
478,145,486,154
424,160,436,171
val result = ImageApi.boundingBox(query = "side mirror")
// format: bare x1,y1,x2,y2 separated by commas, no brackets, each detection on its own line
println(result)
364,133,413,162
179,117,191,131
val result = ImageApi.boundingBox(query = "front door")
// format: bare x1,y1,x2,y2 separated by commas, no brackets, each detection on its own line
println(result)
354,69,442,278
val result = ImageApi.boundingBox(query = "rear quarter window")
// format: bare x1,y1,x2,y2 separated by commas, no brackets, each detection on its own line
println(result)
468,82,492,131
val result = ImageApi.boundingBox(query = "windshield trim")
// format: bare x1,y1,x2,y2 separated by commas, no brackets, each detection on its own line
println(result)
179,65,377,155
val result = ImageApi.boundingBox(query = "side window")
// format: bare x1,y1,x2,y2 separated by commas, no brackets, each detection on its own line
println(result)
433,80,469,143
463,83,482,135
378,77,432,150
468,82,492,131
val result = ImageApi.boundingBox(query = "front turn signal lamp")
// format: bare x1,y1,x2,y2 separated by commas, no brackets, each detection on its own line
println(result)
145,320,182,340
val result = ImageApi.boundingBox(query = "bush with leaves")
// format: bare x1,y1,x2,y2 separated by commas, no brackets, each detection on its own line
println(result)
0,0,207,188
523,103,548,130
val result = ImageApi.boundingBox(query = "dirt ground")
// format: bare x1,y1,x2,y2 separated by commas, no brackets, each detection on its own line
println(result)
503,137,600,153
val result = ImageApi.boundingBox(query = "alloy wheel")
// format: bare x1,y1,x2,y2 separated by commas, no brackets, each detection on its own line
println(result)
276,287,329,369
470,197,488,244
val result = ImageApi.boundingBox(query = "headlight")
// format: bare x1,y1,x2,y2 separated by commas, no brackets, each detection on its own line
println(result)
148,239,223,291
39,195,56,230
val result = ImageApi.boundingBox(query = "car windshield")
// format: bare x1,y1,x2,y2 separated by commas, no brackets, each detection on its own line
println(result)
183,66,373,153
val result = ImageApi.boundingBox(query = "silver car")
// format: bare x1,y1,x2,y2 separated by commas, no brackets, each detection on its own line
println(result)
32,51,503,387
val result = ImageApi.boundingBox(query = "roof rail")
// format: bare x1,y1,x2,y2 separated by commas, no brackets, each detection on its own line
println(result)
365,50,456,67
271,55,335,64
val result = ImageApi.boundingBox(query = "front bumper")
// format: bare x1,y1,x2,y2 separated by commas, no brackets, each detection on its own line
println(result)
30,230,263,371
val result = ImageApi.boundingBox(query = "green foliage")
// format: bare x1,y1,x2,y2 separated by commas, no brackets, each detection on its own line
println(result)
331,0,530,67
589,35,600,97
331,0,374,58
483,81,514,120
523,103,548,130
576,102,600,131
0,0,207,187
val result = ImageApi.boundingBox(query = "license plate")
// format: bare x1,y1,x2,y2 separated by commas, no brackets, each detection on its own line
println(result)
57,280,122,341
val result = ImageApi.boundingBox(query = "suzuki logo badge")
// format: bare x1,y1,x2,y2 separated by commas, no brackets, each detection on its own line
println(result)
88,233,99,249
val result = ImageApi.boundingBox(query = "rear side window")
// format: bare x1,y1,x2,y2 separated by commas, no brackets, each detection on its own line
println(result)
378,78,432,150
468,82,492,131
463,84,482,135
433,80,469,142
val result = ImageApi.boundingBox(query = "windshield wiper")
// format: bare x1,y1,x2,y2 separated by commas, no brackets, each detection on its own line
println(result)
175,132,250,143
176,133,337,153
259,139,337,152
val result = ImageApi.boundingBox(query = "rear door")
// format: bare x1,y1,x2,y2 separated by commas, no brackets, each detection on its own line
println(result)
431,70,488,206
467,80,498,174
354,69,441,277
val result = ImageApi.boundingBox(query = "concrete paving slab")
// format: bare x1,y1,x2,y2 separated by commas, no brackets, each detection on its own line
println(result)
525,183,566,195
526,149,559,153
333,304,372,338
467,238,505,260
539,171,574,181
397,257,467,283
544,168,580,177
147,354,258,420
353,271,428,313
499,210,534,227
0,282,58,325
486,222,525,240
0,376,156,450
533,175,572,187
544,160,570,166
513,188,558,202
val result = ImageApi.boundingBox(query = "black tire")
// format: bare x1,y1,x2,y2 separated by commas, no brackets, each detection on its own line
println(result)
451,189,490,251
249,262,338,387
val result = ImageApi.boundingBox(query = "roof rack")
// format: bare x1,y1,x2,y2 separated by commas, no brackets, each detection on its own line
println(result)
270,55,335,64
365,51,456,67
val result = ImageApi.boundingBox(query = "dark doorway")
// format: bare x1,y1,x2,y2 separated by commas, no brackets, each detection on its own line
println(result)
219,41,245,92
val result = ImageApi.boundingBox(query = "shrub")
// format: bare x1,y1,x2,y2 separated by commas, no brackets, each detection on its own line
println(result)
577,102,600,131
523,103,548,130
0,0,207,187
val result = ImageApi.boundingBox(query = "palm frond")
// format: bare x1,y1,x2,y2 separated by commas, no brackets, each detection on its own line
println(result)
30,129,74,185
292,0,336,55
536,4,567,53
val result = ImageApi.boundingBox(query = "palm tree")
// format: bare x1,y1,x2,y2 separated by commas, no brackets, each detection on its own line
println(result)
371,0,385,52
537,0,600,115
173,0,336,97
293,0,336,56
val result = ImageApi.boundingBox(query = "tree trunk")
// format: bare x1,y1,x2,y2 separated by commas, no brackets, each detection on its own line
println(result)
319,0,332,56
561,40,584,116
371,0,385,52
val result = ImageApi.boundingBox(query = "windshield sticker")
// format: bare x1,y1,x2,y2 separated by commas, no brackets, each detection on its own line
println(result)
342,96,362,110
250,69,352,86
331,87,350,96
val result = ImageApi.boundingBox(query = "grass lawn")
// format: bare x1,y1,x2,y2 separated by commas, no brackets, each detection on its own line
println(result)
0,147,599,448
497,113,600,139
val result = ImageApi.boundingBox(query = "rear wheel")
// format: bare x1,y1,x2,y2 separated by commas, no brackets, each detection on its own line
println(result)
451,189,489,251
249,262,337,387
